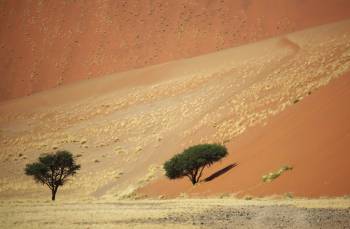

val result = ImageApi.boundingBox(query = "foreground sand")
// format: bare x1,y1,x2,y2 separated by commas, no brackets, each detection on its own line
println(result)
1,198,349,228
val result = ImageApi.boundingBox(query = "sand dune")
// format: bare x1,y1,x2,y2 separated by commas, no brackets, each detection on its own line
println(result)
0,20,349,200
1,0,350,101
140,73,350,198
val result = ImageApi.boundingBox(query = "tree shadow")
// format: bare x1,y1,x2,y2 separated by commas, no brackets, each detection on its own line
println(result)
203,163,238,182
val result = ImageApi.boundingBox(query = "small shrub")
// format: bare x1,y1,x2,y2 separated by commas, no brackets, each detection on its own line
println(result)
284,192,294,199
178,192,189,198
262,165,293,182
219,193,231,199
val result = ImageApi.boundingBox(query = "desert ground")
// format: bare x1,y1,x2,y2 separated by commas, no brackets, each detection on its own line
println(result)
1,198,350,229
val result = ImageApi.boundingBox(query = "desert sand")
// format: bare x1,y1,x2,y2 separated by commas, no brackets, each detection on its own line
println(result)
1,198,350,228
0,19,349,200
1,0,350,101
1,2,350,229
140,72,350,198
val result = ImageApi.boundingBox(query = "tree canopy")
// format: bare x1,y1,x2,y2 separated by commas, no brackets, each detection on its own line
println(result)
164,144,228,185
25,150,81,201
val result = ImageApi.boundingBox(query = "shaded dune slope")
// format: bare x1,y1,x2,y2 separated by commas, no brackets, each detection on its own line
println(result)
1,0,350,101
140,73,350,198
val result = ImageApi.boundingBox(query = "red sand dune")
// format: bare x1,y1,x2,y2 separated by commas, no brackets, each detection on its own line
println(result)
1,0,350,101
139,73,350,198
0,18,349,200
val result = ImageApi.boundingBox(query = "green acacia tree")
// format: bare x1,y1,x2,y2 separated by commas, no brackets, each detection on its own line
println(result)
24,150,81,201
164,144,228,185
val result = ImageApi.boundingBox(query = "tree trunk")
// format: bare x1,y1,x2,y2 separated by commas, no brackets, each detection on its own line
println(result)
190,176,197,185
51,187,58,201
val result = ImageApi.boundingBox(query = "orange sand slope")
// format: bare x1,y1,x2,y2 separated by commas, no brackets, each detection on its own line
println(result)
0,20,350,199
1,0,350,101
140,74,350,198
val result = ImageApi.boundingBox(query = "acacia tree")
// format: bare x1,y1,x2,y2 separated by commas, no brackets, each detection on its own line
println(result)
164,144,228,185
25,150,81,201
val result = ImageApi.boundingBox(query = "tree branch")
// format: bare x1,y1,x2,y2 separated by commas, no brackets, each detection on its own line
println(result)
196,165,206,183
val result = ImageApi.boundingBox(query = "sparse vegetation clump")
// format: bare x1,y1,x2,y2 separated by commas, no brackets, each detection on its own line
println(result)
262,165,293,182
285,192,294,199
24,150,81,201
164,144,228,185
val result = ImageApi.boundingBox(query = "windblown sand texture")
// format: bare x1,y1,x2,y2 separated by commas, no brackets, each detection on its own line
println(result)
0,19,350,200
1,0,350,101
